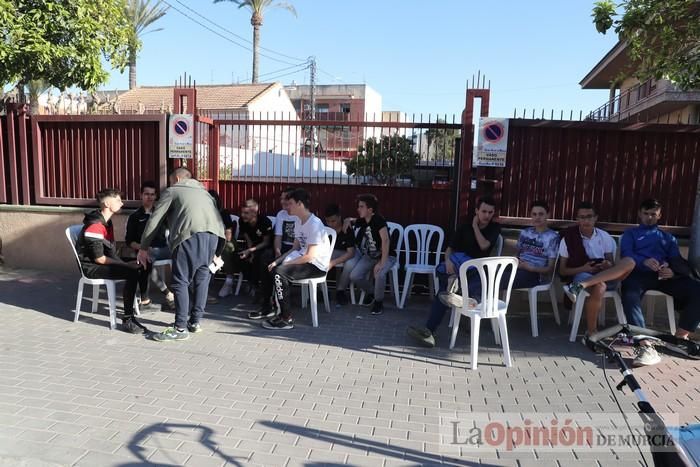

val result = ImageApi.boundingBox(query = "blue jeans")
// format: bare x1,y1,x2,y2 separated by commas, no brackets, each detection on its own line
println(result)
172,232,218,329
621,270,700,332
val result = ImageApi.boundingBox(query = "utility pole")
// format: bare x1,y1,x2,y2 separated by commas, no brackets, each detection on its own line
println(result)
308,56,317,156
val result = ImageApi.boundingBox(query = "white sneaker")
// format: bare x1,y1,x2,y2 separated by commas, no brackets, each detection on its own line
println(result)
218,282,233,298
438,292,477,309
632,345,661,367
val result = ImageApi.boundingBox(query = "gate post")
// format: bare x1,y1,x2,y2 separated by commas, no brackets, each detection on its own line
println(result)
456,88,490,226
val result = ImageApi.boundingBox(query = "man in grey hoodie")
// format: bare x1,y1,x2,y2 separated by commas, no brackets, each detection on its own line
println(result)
138,167,225,341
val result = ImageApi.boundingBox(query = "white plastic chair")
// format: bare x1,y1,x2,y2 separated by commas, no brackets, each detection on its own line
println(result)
227,214,247,296
151,228,173,300
642,291,676,334
293,227,337,327
568,288,627,342
400,224,444,309
494,234,504,256
448,257,518,370
513,255,562,337
65,225,139,330
353,221,404,308
568,241,628,341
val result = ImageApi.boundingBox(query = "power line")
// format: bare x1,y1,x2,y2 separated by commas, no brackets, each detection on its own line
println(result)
171,0,306,63
257,62,309,80
161,0,303,67
260,68,309,83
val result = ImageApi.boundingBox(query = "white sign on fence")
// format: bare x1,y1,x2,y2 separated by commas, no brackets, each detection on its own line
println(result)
476,118,509,167
168,114,194,159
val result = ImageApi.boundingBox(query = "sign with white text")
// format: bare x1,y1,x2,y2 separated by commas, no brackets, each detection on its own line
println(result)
168,114,194,159
476,118,509,167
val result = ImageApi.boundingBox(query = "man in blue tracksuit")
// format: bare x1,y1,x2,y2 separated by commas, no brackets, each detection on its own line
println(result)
621,198,700,366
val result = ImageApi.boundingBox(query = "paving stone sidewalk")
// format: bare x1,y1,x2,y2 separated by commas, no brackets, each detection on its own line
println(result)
0,267,698,466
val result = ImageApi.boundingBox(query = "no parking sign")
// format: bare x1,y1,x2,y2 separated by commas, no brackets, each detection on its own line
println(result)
168,114,194,159
476,118,509,167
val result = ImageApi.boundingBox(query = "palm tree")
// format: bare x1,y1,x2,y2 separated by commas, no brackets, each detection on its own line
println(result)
125,0,168,89
27,80,50,115
214,0,296,83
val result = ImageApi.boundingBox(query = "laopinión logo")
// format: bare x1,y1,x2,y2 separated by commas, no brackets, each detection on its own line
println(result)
438,412,680,454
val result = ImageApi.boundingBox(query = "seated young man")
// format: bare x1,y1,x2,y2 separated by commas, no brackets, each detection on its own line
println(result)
510,200,559,288
346,194,397,316
324,203,357,307
125,181,174,309
207,189,240,299
407,196,501,347
76,188,147,334
620,198,700,367
560,202,634,338
274,187,299,258
261,188,331,330
240,199,275,318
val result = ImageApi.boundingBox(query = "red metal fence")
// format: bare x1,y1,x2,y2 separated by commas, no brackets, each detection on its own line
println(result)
31,115,167,207
488,120,700,227
2,87,699,235
214,180,453,228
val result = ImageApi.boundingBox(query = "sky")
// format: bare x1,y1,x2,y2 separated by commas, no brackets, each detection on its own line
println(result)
104,0,619,119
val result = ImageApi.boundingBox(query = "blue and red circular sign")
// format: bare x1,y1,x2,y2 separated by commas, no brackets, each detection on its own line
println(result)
483,121,505,143
173,118,189,135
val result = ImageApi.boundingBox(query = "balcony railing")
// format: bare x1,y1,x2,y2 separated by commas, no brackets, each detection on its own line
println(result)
586,79,668,121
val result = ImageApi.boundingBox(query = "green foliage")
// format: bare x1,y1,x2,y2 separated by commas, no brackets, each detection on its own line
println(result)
425,118,458,161
125,0,167,46
0,0,133,92
592,0,700,89
346,134,419,185
216,0,297,17
125,0,168,88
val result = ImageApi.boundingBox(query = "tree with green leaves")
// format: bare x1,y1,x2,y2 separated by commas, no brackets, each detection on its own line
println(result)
214,0,296,83
592,0,700,90
125,0,168,90
0,0,133,101
425,118,458,161
593,0,700,276
346,135,419,186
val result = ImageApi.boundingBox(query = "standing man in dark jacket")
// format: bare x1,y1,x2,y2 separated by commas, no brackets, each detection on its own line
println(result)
137,168,225,342
76,188,147,333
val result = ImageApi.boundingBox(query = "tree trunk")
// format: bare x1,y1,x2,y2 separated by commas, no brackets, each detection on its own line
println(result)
689,172,700,277
129,49,137,89
252,24,260,83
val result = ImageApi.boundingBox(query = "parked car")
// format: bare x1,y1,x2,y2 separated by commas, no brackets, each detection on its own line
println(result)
432,175,451,190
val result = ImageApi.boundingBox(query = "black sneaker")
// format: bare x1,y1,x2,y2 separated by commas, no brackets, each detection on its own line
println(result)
248,307,276,320
335,290,348,307
262,316,294,330
361,294,374,306
370,301,384,315
407,326,436,348
187,322,202,333
121,317,142,334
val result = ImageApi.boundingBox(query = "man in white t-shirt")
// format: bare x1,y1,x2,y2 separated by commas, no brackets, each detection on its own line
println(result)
559,201,635,337
262,188,331,330
273,187,299,258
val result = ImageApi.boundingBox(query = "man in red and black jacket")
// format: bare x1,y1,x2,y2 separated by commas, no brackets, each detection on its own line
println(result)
76,188,147,334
